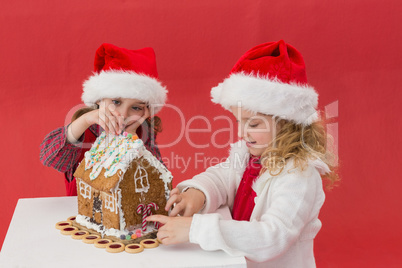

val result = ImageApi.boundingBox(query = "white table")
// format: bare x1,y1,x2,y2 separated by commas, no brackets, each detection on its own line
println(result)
0,197,246,268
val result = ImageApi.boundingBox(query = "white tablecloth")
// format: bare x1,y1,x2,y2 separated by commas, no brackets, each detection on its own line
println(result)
0,197,246,268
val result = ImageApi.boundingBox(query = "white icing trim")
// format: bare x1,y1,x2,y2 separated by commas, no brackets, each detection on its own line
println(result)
76,214,157,238
134,165,150,193
78,179,91,199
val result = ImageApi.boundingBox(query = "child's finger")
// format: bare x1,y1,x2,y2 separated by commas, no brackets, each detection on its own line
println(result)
106,103,117,114
107,116,120,135
143,105,150,118
110,109,124,133
165,193,182,212
134,105,150,126
169,202,185,217
146,215,169,225
169,188,180,197
98,104,110,131
98,114,109,133
117,115,125,133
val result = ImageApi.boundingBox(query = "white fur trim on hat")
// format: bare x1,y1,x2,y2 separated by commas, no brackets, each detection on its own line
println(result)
211,73,318,125
82,70,167,114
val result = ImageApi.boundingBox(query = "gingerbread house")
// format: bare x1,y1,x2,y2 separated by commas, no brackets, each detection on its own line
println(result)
73,132,172,238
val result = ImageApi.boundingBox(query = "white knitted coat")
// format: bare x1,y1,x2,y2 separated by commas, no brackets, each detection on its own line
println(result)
177,140,328,268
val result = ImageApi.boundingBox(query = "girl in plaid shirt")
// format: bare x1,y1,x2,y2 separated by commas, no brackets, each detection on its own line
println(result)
40,43,168,196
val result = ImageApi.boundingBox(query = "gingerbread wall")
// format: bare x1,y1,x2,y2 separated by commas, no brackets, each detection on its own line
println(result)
1,1,401,266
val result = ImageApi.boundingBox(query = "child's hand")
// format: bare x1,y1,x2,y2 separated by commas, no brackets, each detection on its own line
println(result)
66,102,122,143
165,188,206,217
124,105,150,135
99,101,124,135
84,101,124,135
146,215,192,245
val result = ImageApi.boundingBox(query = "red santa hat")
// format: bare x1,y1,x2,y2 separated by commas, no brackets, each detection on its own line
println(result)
211,40,318,125
82,43,167,114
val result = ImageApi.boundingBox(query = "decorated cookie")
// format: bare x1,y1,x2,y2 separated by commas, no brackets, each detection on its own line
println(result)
125,243,144,254
140,239,159,248
71,231,89,240
55,220,72,230
94,239,112,248
82,234,101,244
106,242,125,253
67,216,77,221
60,226,78,235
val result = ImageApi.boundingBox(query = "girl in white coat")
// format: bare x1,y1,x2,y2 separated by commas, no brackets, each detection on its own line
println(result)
148,40,338,267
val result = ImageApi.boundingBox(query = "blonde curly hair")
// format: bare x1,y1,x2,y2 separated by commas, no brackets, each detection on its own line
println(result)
260,117,339,189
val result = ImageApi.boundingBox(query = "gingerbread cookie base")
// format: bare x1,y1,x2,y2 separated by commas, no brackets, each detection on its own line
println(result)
57,216,160,254
71,220,157,245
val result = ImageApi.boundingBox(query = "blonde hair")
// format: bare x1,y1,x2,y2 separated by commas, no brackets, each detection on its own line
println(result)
260,117,339,190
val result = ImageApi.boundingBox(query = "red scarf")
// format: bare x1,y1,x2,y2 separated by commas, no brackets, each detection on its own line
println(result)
232,156,262,221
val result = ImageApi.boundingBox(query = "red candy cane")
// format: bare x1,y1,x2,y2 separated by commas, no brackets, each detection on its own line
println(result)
137,203,159,231
136,204,146,231
146,203,159,229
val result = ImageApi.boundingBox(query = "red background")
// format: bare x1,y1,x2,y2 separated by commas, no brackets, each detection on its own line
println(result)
1,1,401,266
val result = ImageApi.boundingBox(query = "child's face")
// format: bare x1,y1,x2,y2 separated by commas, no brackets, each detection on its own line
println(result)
231,106,276,157
103,98,146,128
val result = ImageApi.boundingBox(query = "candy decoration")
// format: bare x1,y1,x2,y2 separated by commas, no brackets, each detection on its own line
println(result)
131,234,137,239
126,235,131,240
120,234,126,240
136,203,159,231
84,131,145,180
135,229,142,238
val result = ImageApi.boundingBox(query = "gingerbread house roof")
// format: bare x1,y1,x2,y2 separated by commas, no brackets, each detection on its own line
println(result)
74,132,172,192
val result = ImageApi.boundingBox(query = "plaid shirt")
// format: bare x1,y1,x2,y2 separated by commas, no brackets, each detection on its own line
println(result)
40,124,163,195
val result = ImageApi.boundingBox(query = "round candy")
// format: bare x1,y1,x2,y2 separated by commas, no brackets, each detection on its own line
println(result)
128,232,133,236
131,234,137,239
135,229,142,237
126,235,131,240
120,234,126,240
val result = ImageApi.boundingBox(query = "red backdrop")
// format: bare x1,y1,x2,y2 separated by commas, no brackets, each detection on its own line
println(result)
1,1,401,266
